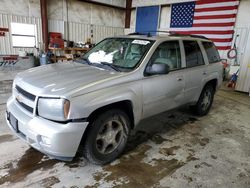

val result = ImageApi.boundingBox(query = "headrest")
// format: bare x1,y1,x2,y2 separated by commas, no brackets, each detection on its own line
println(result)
130,44,141,54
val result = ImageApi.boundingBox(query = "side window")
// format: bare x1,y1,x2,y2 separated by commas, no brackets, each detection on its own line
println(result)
183,41,204,67
148,41,181,71
202,42,221,63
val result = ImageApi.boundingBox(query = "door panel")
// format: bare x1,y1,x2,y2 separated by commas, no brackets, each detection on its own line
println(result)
182,40,207,103
142,72,185,118
183,66,207,103
142,40,185,118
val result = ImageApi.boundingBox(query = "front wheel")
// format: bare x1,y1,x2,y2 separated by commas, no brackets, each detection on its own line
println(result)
193,84,215,116
83,109,130,165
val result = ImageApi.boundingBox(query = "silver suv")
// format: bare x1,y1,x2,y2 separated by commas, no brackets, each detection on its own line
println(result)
6,34,223,164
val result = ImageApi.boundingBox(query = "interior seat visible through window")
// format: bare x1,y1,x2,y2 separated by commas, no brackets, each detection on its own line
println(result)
147,41,181,72
126,44,142,60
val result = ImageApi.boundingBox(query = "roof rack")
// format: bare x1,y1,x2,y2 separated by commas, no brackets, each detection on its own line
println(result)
127,32,143,35
127,32,152,37
169,33,209,40
127,31,209,40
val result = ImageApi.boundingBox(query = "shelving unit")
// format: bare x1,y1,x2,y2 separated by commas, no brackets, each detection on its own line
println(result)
49,47,89,62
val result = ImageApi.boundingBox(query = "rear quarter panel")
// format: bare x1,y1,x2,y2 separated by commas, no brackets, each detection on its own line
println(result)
205,62,223,90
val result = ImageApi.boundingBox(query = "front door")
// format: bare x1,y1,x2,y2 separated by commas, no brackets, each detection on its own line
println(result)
142,41,185,118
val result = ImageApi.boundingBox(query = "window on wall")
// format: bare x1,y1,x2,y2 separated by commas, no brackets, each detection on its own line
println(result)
11,23,36,48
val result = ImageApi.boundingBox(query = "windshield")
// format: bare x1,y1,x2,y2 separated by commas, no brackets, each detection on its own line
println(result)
81,38,154,72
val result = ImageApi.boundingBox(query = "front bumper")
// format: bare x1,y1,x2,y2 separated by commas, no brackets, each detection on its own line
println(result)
6,96,88,161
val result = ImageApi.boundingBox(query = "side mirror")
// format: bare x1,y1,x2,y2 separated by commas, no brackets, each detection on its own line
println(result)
145,63,170,75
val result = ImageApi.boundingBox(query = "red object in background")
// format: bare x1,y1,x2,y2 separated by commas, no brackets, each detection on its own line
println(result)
49,32,64,48
0,27,9,32
3,55,18,61
49,38,64,48
0,32,5,36
0,27,9,37
49,32,62,39
221,59,229,68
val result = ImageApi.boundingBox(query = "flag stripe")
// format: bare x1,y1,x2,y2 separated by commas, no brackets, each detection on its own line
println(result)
195,5,238,12
194,13,237,20
201,34,233,39
193,18,236,23
196,0,238,5
194,10,237,16
217,46,231,50
193,22,235,27
210,38,233,42
171,30,234,35
214,42,232,47
172,26,233,31
196,1,239,9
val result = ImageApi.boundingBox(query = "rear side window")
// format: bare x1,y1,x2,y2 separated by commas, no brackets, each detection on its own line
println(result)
183,41,204,67
202,42,221,63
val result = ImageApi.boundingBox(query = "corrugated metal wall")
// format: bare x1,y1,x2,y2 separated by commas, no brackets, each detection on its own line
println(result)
0,13,42,55
0,13,124,55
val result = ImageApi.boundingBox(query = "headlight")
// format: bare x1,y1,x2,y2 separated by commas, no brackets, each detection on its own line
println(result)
38,98,70,121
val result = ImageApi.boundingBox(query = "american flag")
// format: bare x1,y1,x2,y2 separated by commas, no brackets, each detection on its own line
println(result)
170,0,239,50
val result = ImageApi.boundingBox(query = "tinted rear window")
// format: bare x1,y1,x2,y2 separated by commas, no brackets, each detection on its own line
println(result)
202,42,221,63
183,41,204,67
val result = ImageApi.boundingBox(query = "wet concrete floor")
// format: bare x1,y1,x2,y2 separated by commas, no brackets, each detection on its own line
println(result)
0,79,250,187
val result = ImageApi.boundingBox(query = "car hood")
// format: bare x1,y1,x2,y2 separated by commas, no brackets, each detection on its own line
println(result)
14,62,124,97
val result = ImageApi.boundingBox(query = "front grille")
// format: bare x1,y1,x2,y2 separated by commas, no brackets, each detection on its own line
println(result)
15,85,36,114
16,100,33,113
16,85,36,101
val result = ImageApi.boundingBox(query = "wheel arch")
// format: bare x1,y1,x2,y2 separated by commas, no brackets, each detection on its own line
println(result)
87,100,135,130
204,78,218,92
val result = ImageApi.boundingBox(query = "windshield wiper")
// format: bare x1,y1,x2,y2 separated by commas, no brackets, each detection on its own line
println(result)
100,62,121,72
82,57,91,65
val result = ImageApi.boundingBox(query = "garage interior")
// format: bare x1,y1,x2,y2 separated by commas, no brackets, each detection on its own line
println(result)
0,0,250,187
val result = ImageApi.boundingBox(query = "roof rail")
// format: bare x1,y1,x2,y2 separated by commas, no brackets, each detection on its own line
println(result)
127,32,152,37
127,32,143,35
127,30,174,37
169,33,209,40
127,31,209,40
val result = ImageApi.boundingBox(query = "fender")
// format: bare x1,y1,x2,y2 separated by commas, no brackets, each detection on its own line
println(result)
69,82,143,126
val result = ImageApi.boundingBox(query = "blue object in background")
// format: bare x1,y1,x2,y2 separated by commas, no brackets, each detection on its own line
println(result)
39,54,47,65
135,6,160,36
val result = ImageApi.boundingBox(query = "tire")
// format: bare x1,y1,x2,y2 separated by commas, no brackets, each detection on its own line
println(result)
83,109,130,165
193,84,215,116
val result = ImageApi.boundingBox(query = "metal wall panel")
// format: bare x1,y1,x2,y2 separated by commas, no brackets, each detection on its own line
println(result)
0,13,124,55
235,26,250,93
67,22,124,43
48,19,64,36
0,13,42,55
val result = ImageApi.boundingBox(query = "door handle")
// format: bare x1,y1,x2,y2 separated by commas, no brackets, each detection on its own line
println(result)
177,77,183,81
203,71,207,75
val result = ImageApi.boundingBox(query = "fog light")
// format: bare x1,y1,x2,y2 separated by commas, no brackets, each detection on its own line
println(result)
41,136,51,145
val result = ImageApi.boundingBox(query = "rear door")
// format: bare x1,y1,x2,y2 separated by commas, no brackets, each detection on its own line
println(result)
182,40,208,104
201,41,223,88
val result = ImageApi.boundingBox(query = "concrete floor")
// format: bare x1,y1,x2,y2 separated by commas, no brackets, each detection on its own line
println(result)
0,72,250,188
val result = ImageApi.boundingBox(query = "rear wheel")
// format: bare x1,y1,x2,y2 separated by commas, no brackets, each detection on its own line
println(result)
193,84,215,116
83,109,130,165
